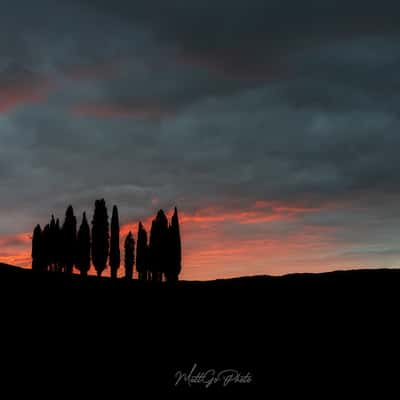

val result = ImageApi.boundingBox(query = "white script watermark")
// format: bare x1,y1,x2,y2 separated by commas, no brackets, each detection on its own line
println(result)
174,363,253,388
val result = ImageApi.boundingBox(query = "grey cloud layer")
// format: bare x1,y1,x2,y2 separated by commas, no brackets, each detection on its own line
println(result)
0,0,399,264
77,0,400,72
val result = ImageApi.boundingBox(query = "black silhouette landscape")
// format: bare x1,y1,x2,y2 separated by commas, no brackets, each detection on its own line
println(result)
1,260,399,395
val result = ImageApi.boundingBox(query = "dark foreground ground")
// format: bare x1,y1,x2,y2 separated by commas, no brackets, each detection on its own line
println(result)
1,263,399,396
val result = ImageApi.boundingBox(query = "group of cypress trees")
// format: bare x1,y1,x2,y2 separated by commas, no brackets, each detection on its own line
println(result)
31,199,182,282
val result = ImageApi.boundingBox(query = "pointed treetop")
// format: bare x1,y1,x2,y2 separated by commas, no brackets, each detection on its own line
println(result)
95,198,106,206
171,207,180,228
156,209,168,227
81,212,89,228
111,205,119,225
33,225,42,240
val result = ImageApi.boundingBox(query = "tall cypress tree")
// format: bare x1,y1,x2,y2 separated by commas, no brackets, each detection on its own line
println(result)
32,224,42,272
149,210,169,282
166,207,182,282
55,218,62,272
49,215,57,272
110,205,120,279
149,219,158,281
91,199,109,277
124,232,135,280
76,213,90,276
42,224,51,272
158,210,169,282
62,206,77,274
136,222,148,281
76,212,91,276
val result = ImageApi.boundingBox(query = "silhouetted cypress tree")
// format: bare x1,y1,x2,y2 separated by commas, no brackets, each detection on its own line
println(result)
59,223,66,273
166,207,182,282
136,222,148,281
49,215,57,272
124,232,135,279
32,224,43,272
144,244,150,280
55,218,62,272
110,205,120,279
91,199,109,277
149,210,169,282
149,219,158,281
42,224,51,272
76,212,91,276
62,206,77,274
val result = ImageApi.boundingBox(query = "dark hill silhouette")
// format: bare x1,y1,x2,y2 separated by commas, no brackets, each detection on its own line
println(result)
0,263,399,395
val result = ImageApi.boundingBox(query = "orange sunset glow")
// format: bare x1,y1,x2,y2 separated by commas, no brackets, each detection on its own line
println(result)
1,201,392,281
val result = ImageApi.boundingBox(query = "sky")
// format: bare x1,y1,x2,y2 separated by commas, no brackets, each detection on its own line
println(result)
1,0,400,280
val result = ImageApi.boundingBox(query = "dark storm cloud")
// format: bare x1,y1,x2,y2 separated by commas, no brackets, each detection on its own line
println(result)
77,0,400,73
0,0,267,117
3,84,399,226
68,62,266,117
63,0,400,117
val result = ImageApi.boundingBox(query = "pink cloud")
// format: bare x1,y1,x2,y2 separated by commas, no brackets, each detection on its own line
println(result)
0,232,32,268
0,65,53,113
0,232,31,249
0,81,51,113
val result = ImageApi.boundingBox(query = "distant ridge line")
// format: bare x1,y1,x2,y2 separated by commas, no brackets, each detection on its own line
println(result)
1,262,399,283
